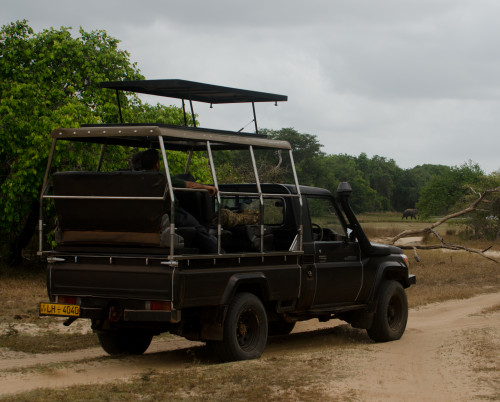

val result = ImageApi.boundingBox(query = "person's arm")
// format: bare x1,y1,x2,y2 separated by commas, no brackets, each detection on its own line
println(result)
185,181,217,196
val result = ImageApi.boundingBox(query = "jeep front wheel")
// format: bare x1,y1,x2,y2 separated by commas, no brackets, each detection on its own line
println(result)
367,280,408,342
212,292,268,361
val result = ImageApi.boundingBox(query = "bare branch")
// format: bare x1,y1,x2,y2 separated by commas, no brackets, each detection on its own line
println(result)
398,243,499,263
389,186,500,244
386,186,500,264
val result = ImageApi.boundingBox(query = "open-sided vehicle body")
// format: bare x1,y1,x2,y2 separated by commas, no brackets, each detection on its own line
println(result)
39,80,415,361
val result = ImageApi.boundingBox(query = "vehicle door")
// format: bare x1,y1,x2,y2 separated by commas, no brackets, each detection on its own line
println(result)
307,196,363,306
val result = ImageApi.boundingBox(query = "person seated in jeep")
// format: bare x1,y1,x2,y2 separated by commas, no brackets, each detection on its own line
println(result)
135,149,221,253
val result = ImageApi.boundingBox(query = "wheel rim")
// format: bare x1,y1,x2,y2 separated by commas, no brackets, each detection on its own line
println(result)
387,294,403,330
236,308,259,351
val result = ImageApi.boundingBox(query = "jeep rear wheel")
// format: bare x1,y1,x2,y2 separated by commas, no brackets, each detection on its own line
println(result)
367,280,408,342
212,292,268,362
97,331,152,355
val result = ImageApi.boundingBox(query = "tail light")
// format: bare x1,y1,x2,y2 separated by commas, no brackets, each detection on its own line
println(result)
57,295,79,305
146,301,172,311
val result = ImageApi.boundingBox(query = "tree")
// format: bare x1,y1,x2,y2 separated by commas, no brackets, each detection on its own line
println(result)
260,127,324,184
0,21,189,265
458,173,500,240
392,164,450,213
388,184,500,264
314,154,380,213
416,161,484,218
355,153,400,211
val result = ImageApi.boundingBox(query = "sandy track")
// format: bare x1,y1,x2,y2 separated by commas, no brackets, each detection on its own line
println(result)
332,292,500,401
1,293,499,399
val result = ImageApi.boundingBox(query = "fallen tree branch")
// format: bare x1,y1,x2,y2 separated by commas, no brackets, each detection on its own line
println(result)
399,241,499,264
386,186,500,264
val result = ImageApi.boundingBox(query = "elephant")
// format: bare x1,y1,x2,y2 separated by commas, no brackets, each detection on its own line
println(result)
402,208,418,220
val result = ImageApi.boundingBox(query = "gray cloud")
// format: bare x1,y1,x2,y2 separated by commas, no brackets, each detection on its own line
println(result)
2,0,500,173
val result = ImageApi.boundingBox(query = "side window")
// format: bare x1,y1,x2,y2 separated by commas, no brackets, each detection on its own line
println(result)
307,197,346,240
219,197,284,225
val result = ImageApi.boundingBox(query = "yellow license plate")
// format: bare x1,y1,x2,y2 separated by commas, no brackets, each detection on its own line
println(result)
39,302,80,317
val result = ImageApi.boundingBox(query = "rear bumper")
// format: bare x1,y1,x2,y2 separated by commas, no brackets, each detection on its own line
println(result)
48,306,181,323
123,309,181,323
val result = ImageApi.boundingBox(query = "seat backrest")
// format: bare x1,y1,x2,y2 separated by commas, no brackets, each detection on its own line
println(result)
53,171,167,233
172,173,214,226
174,189,214,226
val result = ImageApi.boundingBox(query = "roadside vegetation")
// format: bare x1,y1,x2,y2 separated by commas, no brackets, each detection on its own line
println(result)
1,20,499,401
1,217,498,355
2,20,500,271
0,218,499,402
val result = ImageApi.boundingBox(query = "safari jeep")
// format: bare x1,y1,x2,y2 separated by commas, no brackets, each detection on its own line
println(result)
39,79,415,361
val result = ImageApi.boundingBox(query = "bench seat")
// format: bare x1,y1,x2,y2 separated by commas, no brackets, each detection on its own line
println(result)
53,171,171,247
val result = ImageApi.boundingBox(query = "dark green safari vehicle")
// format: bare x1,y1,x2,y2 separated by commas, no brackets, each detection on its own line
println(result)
39,80,415,361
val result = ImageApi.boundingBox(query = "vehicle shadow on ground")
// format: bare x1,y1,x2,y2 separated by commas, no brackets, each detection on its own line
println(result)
120,324,372,367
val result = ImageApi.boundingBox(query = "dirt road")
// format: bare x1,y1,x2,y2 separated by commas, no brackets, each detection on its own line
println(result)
1,292,499,400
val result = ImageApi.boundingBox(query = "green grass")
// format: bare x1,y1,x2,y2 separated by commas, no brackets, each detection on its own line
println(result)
0,340,363,402
0,213,499,401
0,332,99,354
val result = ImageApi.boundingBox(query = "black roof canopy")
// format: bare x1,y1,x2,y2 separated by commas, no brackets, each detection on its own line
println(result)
100,79,288,104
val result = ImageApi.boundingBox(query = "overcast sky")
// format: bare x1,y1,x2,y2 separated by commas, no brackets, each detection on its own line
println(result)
2,0,500,173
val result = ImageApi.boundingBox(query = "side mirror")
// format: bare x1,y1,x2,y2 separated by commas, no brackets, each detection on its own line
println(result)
346,227,356,242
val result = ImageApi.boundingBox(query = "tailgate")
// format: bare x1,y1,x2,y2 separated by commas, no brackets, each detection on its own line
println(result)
48,260,174,301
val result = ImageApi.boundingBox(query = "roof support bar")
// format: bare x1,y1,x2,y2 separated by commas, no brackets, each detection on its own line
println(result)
249,145,265,252
38,138,57,255
182,99,188,126
96,140,108,172
115,90,123,124
252,102,258,134
184,150,193,174
189,99,196,128
289,149,303,250
159,136,177,259
206,141,222,255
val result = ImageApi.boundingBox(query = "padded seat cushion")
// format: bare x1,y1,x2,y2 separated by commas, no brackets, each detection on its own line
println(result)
53,171,167,234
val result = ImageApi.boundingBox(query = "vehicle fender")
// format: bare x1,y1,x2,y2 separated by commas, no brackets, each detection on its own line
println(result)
219,272,270,306
200,273,270,342
368,260,409,310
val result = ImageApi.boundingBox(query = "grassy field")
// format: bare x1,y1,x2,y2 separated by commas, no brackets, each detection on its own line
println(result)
0,215,499,401
1,214,498,352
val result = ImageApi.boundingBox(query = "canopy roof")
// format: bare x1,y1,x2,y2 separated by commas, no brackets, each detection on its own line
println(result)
50,124,292,151
100,79,288,104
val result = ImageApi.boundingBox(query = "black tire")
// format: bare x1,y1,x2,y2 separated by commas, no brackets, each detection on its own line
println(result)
268,320,295,336
367,280,408,342
97,331,153,355
212,292,268,362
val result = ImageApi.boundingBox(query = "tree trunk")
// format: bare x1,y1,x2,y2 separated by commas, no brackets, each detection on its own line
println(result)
7,199,39,266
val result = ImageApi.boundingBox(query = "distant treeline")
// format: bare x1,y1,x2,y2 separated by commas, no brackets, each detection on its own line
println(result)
217,128,498,218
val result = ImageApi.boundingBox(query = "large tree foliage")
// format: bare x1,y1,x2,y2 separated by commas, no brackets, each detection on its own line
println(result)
0,21,194,264
1,21,495,265
212,126,493,219
416,161,484,218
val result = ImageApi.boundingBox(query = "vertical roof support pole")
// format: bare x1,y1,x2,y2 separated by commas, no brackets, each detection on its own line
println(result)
38,138,57,255
249,145,265,252
182,99,188,126
184,150,193,174
159,135,176,259
252,102,258,134
206,141,222,254
96,140,108,172
289,149,303,251
189,99,196,128
115,89,123,124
